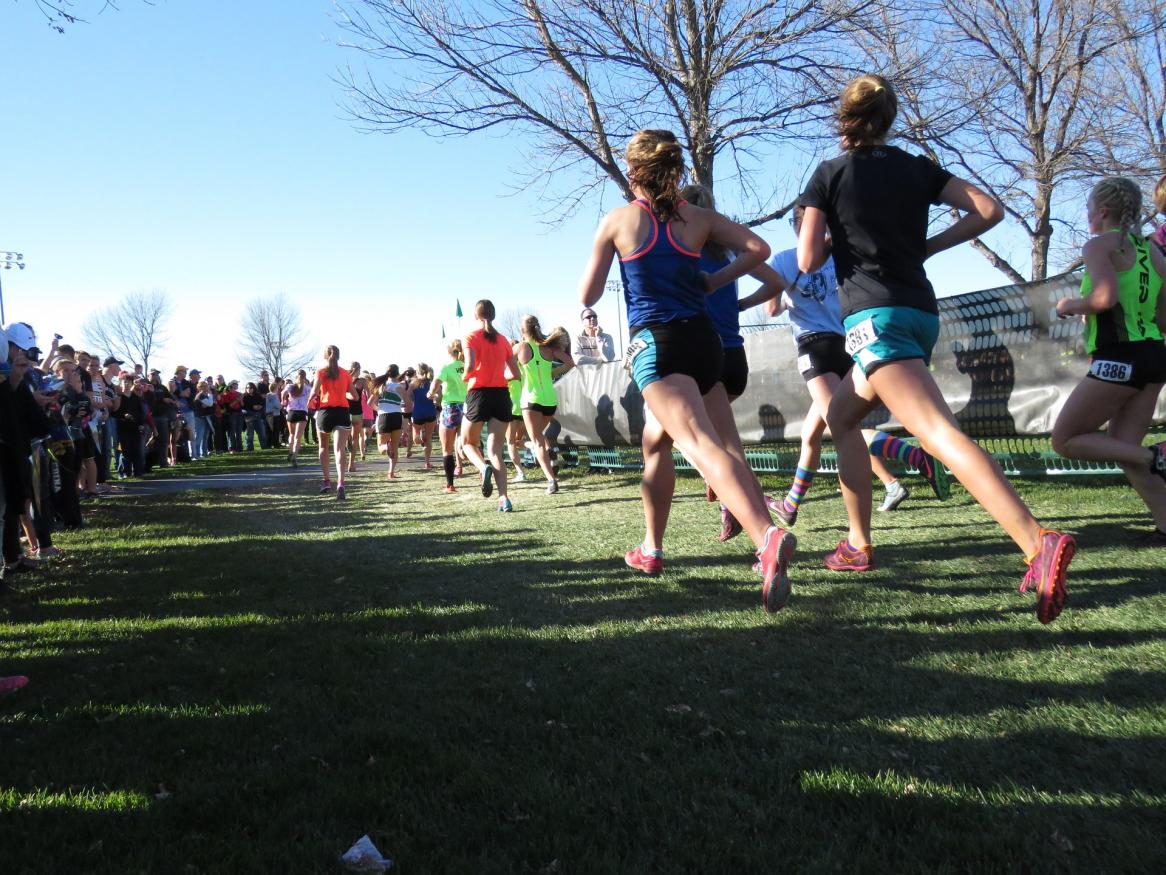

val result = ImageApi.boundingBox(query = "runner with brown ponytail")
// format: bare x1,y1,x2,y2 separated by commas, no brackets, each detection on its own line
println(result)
461,299,520,512
578,129,796,612
308,345,354,500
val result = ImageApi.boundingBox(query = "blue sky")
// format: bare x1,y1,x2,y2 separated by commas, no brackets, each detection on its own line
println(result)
2,0,1010,377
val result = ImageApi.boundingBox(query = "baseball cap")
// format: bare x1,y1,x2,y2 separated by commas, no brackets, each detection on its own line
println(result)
149,368,161,375
118,370,133,379
3,321,36,351
103,356,125,367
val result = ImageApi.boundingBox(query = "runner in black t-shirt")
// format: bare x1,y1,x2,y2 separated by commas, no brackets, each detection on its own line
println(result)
798,74,1074,624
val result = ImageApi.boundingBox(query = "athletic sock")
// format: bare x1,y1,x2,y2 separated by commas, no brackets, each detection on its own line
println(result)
869,431,925,470
784,467,815,512
442,454,455,487
641,544,663,558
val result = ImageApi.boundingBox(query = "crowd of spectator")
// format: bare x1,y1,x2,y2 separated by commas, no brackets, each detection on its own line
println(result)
0,320,320,586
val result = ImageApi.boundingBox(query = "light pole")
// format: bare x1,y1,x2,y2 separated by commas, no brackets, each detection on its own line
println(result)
604,277,625,354
0,251,26,325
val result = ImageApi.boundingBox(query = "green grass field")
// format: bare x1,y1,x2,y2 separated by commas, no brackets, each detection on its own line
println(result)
1,457,1164,873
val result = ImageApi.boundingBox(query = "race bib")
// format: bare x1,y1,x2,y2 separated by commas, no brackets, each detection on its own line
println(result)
623,336,649,371
797,354,812,375
1090,359,1132,383
844,318,878,355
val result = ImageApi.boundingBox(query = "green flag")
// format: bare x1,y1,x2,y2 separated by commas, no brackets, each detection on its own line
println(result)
455,299,463,318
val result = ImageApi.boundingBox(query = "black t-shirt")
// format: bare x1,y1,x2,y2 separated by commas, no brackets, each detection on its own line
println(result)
242,391,264,414
256,381,270,396
151,384,175,417
800,144,953,318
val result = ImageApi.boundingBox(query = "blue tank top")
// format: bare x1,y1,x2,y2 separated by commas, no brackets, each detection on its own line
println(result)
702,252,743,349
411,380,436,419
618,199,705,329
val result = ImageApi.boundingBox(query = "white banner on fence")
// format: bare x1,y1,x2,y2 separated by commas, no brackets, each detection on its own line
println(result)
552,272,1166,447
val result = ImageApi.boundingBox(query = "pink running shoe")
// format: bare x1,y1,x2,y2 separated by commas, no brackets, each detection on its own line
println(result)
824,540,874,572
718,506,743,542
0,676,29,696
1020,528,1074,625
625,545,663,576
756,526,796,612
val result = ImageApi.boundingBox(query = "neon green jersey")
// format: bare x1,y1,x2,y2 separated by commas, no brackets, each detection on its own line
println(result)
1081,234,1163,354
519,341,558,409
508,378,522,417
437,360,467,404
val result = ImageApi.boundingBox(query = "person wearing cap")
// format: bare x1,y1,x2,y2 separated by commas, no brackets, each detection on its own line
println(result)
99,356,125,476
574,308,616,364
110,372,145,477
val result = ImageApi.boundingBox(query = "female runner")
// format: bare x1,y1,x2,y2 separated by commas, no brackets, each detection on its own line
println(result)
432,340,468,493
308,346,353,500
800,74,1072,623
361,372,377,456
282,369,310,467
461,299,520,512
410,364,438,470
371,365,407,480
400,367,415,458
506,376,527,482
347,362,368,470
1051,177,1166,544
578,129,795,611
516,315,574,493
761,205,948,527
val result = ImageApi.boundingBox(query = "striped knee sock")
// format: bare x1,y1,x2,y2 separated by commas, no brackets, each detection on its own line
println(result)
784,466,816,512
870,431,924,469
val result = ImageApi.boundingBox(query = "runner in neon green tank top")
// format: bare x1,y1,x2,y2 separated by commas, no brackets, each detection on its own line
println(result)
515,316,575,493
432,340,469,492
506,378,527,483
1053,177,1166,544
1080,236,1163,353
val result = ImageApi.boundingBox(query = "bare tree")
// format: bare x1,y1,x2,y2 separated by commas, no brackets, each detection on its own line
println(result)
336,0,875,224
83,289,172,372
1096,0,1166,221
236,295,314,380
870,0,1152,281
27,1,125,34
495,306,544,343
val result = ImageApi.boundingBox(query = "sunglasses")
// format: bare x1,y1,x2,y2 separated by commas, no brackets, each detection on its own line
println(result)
583,313,597,320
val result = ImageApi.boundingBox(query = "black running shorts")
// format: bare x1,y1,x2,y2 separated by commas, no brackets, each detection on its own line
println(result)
376,412,403,433
796,332,853,380
465,387,513,423
720,346,749,397
1086,340,1166,390
523,403,557,417
316,406,352,434
627,314,723,396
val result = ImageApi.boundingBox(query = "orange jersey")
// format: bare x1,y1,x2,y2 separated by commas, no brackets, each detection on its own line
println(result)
314,367,353,408
465,329,513,389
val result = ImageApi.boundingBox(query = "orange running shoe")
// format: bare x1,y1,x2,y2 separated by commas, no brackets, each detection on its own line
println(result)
824,540,874,572
1020,528,1074,625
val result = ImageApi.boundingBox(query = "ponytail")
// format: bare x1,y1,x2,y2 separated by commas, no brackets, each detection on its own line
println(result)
324,345,340,381
475,299,497,342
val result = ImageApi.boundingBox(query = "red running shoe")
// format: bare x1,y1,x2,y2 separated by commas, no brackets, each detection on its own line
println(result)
625,545,663,576
1020,528,1074,625
756,526,796,612
824,540,874,572
718,506,743,542
442,485,457,494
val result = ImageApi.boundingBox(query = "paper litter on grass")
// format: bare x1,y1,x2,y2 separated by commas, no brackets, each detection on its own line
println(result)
341,835,393,872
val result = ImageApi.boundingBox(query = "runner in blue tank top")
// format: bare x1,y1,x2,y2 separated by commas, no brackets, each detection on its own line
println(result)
578,129,795,612
636,183,786,545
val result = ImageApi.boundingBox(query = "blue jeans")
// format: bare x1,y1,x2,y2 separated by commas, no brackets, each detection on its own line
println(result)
228,412,244,451
192,416,210,458
244,414,264,451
